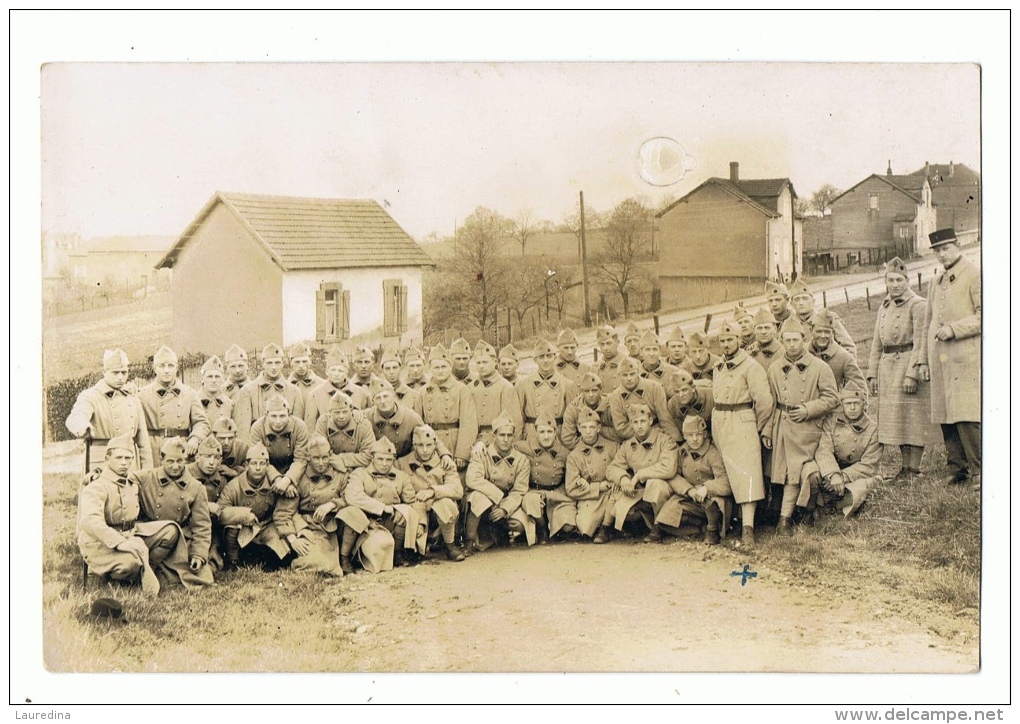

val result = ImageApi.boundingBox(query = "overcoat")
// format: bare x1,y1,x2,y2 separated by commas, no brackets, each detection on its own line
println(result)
468,373,523,446
811,342,866,392
420,378,479,461
65,380,153,469
565,436,619,536
233,374,305,443
666,387,714,445
805,410,880,516
250,415,310,484
316,414,375,472
217,472,288,559
605,428,677,529
555,357,593,389
137,381,210,465
561,393,618,450
273,467,346,575
465,443,535,544
396,450,463,527
517,372,580,440
656,441,731,530
924,256,981,423
607,378,681,442
515,435,574,537
133,466,213,565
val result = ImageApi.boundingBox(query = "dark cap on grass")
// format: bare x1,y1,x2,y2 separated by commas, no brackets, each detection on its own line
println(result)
91,597,125,620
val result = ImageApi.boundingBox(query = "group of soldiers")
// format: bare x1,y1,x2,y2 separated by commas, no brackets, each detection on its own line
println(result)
68,228,980,594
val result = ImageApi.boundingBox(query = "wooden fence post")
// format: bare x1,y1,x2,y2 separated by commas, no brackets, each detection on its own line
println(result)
865,288,871,311
653,315,660,336
917,272,923,293
703,313,713,333
822,290,828,308
844,288,850,304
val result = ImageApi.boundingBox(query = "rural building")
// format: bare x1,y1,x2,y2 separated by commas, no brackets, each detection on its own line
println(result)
82,235,174,292
910,161,981,240
801,215,834,275
156,192,434,354
654,162,801,309
829,164,936,264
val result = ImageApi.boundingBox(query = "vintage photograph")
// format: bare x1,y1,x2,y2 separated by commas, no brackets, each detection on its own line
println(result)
16,10,1007,708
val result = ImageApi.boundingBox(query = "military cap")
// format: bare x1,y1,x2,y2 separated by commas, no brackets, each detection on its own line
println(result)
779,315,807,337
534,408,558,431
352,345,374,363
638,330,660,349
160,437,188,458
90,597,124,620
152,345,178,365
578,371,602,391
681,415,708,436
618,356,641,374
260,343,285,361
404,347,425,363
840,383,867,402
557,328,579,346
533,338,557,357
224,344,248,363
928,228,958,248
211,417,237,433
811,309,836,331
732,303,753,321
372,379,395,398
753,306,777,326
289,342,312,359
196,434,223,457
885,256,908,278
325,347,347,370
718,322,741,339
595,325,619,342
307,434,332,457
627,401,653,420
413,424,437,444
105,435,135,455
473,340,497,359
370,437,396,456
788,278,812,300
624,322,641,340
247,444,270,462
379,349,401,367
688,332,709,350
668,368,695,390
576,407,601,426
491,411,517,435
498,344,519,362
428,343,450,365
666,326,687,343
765,280,790,299
265,393,290,413
449,338,471,356
329,391,353,411
200,356,224,377
102,348,130,371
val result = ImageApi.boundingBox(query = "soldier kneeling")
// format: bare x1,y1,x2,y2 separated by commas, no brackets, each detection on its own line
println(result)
217,444,289,570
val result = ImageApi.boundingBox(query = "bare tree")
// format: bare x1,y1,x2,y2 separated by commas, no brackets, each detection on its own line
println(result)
560,204,605,262
547,263,578,322
797,183,841,216
495,257,548,331
446,207,512,335
591,198,654,318
511,208,536,256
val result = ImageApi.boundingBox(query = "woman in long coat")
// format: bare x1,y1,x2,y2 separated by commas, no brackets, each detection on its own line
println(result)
866,257,938,479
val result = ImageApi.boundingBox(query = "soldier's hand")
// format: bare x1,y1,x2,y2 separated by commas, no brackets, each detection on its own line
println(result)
789,405,809,423
207,502,221,517
351,409,366,423
383,505,395,516
916,363,930,382
902,377,918,395
621,477,637,496
331,456,348,474
288,536,311,557
935,325,955,342
218,464,237,478
455,457,468,471
761,435,772,450
392,510,406,526
189,556,204,572
185,438,200,457
488,506,508,523
271,476,293,495
869,378,879,396
312,502,336,523
416,489,435,503
690,486,708,504
440,454,455,472
827,474,846,497
471,441,486,458
243,511,260,526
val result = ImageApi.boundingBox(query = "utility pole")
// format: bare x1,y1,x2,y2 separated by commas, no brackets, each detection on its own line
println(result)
579,191,592,328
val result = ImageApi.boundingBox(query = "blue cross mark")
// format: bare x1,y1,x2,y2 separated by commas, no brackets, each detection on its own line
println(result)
731,564,758,586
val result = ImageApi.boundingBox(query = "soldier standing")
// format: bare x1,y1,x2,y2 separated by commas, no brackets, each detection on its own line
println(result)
664,326,689,369
449,338,474,384
306,347,352,432
518,339,580,440
468,340,522,448
683,332,722,383
233,343,305,443
380,349,422,416
637,330,679,394
561,371,618,450
607,356,680,442
732,304,758,352
593,325,625,394
288,342,324,417
420,344,478,470
137,345,210,464
788,278,857,357
766,280,793,326
223,344,252,402
554,328,592,388
623,322,641,358
497,344,522,388
810,309,866,391
750,307,782,370
402,347,430,391
198,356,233,427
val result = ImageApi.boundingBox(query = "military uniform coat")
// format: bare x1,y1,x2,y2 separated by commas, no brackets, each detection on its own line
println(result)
465,443,535,543
683,354,722,383
198,390,233,428
222,376,252,403
711,350,774,504
640,360,680,396
515,435,574,536
565,435,619,536
420,378,479,462
316,415,375,472
305,380,347,433
217,472,288,558
393,383,424,418
345,374,386,410
65,380,153,469
811,342,866,392
607,378,681,443
273,467,346,575
555,357,593,389
137,380,211,464
561,393,619,450
396,451,463,527
364,404,430,459
594,352,624,396
233,374,306,444
289,371,325,420
666,387,715,445
605,428,677,529
751,339,783,370
186,462,229,516
517,372,580,440
469,373,523,446
656,441,731,529
250,415,310,483
806,411,880,516
340,466,424,554
924,256,981,424
866,289,937,445
766,354,840,505
134,466,213,565
220,440,250,477
799,309,857,359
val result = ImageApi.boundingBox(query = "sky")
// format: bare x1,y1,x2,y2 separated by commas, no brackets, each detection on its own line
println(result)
41,61,980,242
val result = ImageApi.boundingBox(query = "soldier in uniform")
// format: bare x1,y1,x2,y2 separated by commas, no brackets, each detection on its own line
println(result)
664,326,689,370
288,342,324,418
223,344,252,402
924,229,981,489
656,415,732,545
751,307,782,370
623,322,641,358
212,417,248,477
567,407,619,543
77,436,180,595
802,385,880,519
463,412,533,552
561,371,618,450
788,278,857,357
515,409,575,543
402,347,430,391
187,434,231,570
554,328,592,388
607,356,680,442
249,393,309,500
766,280,793,326
380,349,422,416
217,444,289,570
732,304,758,352
138,345,210,463
810,309,866,391
273,434,347,576
449,338,474,383
666,368,714,445
711,321,774,546
133,437,215,587
396,425,466,562
637,330,680,395
604,402,677,542
763,315,840,536
347,345,386,405
198,356,233,427
234,343,305,444
594,325,625,394
683,332,721,383
467,340,522,448
306,347,352,432
498,344,522,388
420,344,479,470
364,381,454,461
66,348,153,469
315,390,376,477
518,339,580,440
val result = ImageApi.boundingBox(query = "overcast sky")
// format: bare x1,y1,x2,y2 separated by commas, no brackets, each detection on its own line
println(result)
41,61,979,242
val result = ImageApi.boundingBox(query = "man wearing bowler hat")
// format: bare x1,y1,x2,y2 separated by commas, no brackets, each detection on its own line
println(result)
924,228,981,489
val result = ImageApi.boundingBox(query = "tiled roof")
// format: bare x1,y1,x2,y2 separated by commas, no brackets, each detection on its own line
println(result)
158,192,434,271
658,177,785,218
910,163,980,183
883,175,927,195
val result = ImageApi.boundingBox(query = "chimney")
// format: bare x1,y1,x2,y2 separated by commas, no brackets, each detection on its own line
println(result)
886,160,892,176
949,161,955,177
924,161,930,177
729,162,739,183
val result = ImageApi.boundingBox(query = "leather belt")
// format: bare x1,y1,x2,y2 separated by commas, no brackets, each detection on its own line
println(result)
882,343,914,354
90,437,111,445
113,521,136,532
531,482,560,491
714,402,753,412
525,416,564,425
430,422,460,431
776,402,797,412
477,425,493,432
149,427,190,437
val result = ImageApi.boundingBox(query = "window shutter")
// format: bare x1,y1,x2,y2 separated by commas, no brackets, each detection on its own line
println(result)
340,290,351,340
383,280,395,337
315,289,329,342
398,284,408,333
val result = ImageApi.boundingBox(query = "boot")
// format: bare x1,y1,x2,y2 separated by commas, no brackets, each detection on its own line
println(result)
704,528,721,546
778,516,794,537
536,523,549,546
741,525,755,546
593,526,611,545
446,543,466,562
802,508,816,527
393,548,408,568
643,523,662,543
340,556,355,575
223,529,241,571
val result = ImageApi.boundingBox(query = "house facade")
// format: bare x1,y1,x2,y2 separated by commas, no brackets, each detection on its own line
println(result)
910,161,981,240
156,192,433,354
654,162,800,309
